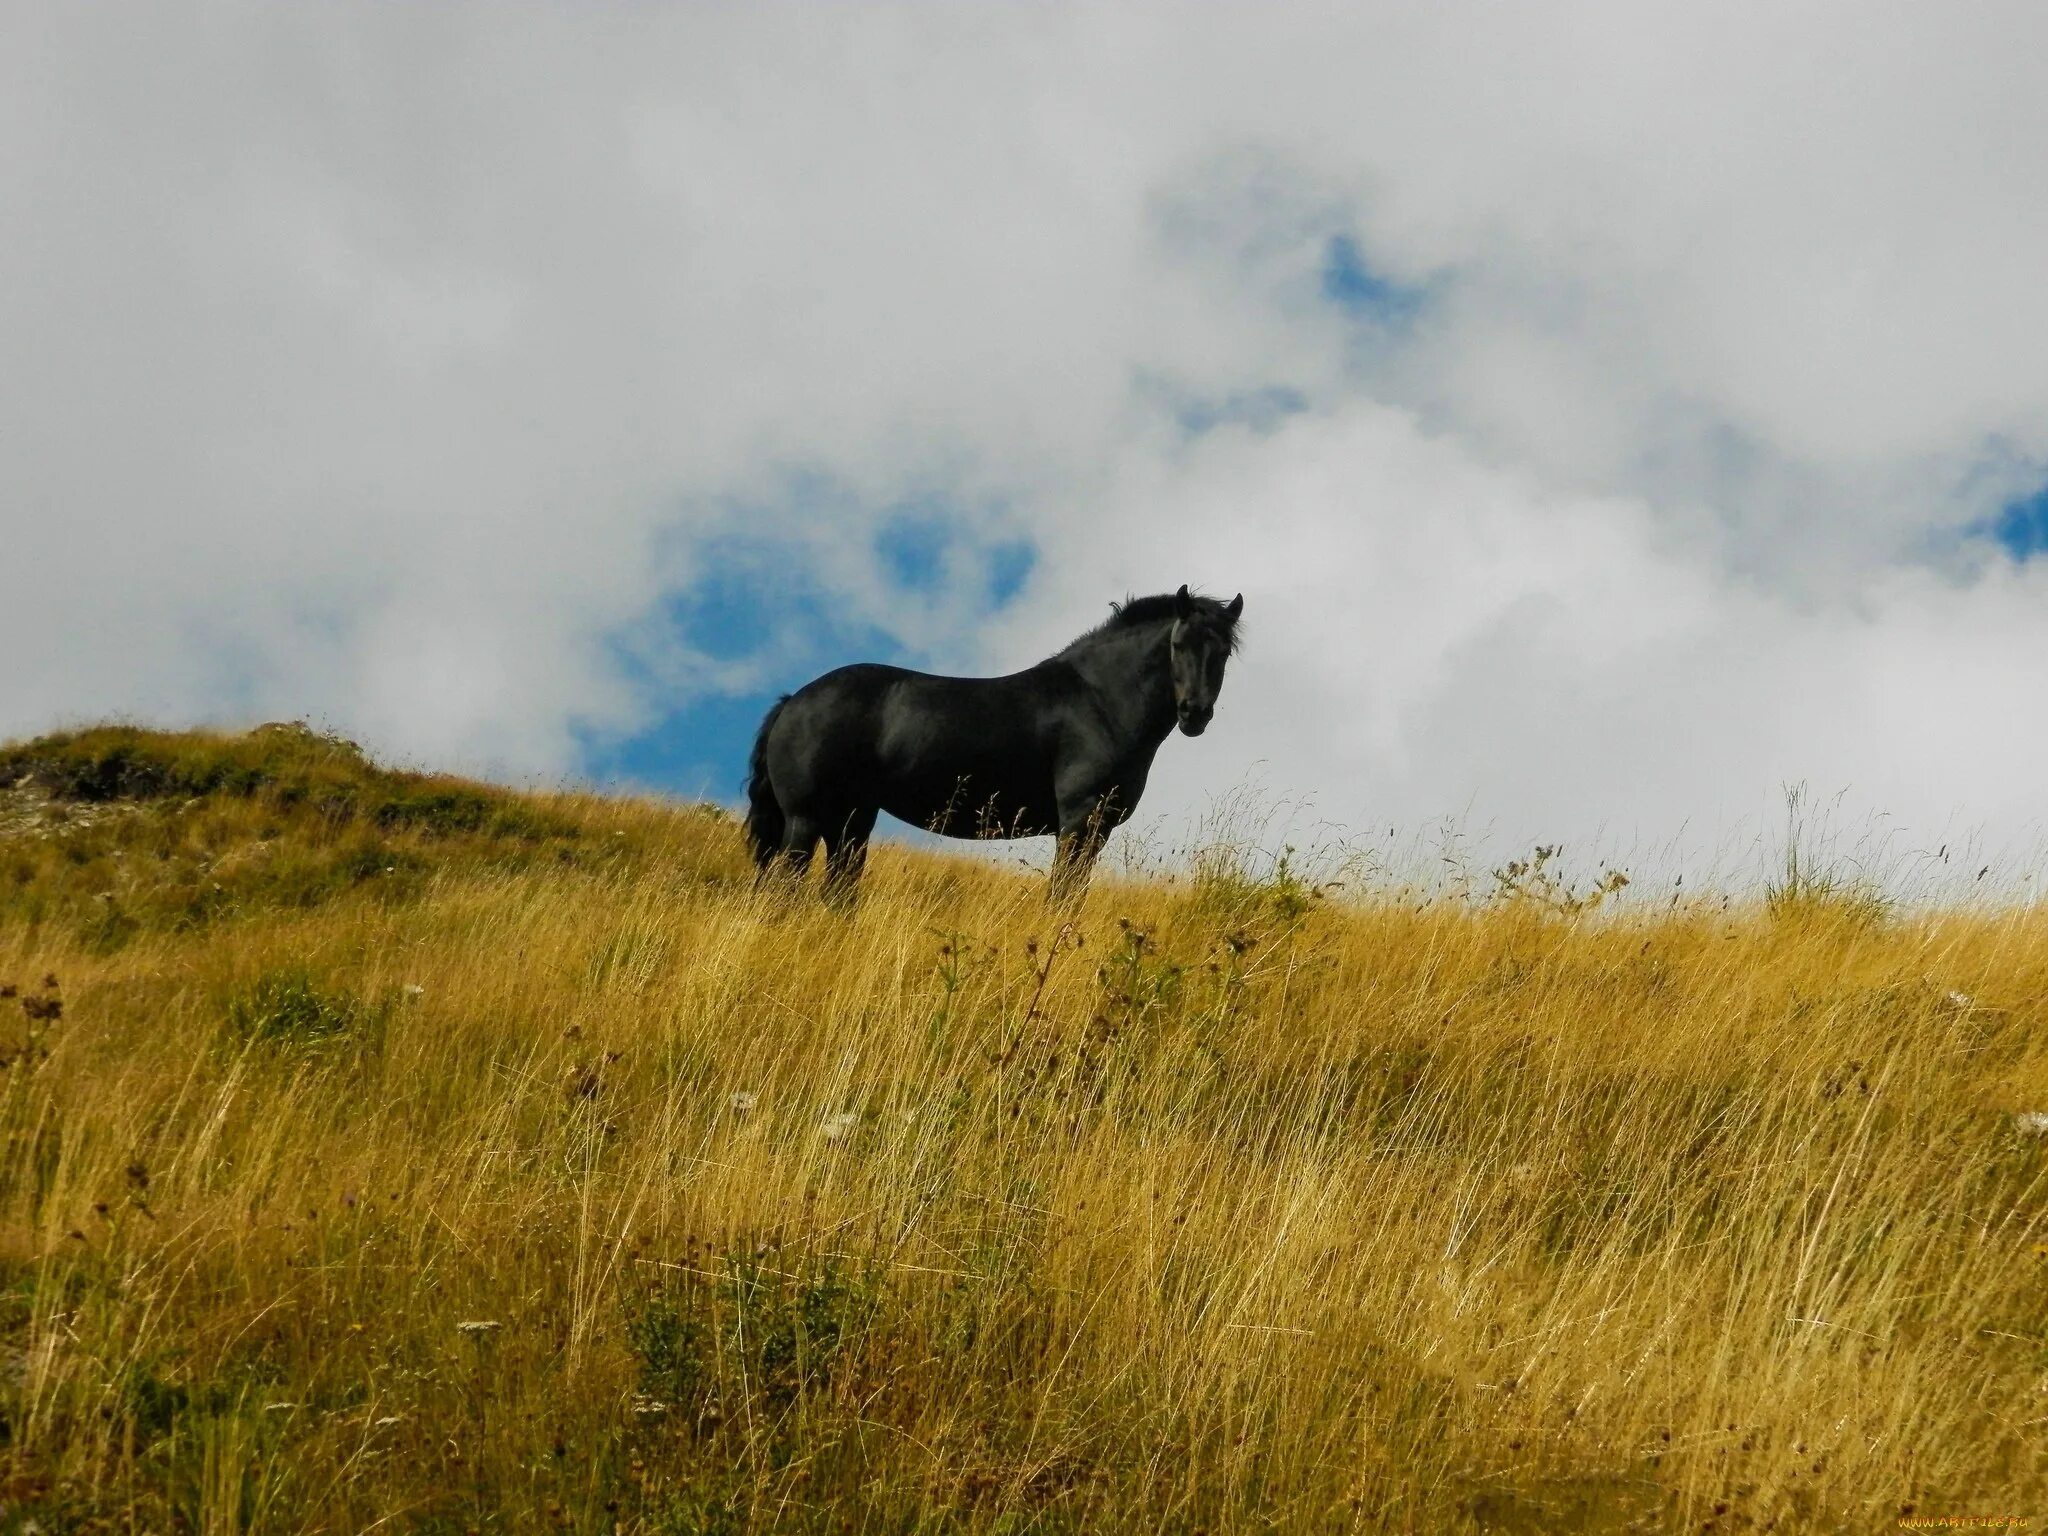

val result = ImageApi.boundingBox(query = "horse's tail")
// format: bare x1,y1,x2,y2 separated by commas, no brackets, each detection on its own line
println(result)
743,695,791,869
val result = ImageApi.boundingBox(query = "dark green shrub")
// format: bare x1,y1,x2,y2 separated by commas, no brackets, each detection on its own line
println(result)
225,968,369,1049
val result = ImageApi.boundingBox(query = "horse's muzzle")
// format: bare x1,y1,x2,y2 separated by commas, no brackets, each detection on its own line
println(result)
1177,709,1211,737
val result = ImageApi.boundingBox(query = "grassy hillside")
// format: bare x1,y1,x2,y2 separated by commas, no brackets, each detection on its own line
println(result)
1,725,2044,1532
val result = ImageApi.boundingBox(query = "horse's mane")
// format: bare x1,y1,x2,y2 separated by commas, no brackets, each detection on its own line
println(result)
1054,591,1243,660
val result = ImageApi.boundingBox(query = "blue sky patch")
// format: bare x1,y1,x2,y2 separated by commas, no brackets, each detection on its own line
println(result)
988,539,1034,606
581,505,1038,807
1321,233,1424,327
874,514,950,591
580,688,777,802
873,513,1038,605
663,559,785,661
1986,480,2048,561
1173,384,1310,437
578,534,904,800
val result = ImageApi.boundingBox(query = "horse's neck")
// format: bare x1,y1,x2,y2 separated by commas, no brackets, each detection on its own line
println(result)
1063,623,1176,747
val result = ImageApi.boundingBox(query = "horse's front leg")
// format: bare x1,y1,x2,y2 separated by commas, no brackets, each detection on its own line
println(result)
1050,801,1111,906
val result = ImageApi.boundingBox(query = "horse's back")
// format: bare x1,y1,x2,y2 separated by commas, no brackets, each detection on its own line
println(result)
764,663,908,776
764,661,1066,835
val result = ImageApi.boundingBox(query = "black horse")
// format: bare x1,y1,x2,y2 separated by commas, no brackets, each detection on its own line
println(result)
745,585,1243,905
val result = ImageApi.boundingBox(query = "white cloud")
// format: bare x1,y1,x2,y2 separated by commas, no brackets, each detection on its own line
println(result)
1019,403,2048,888
7,3,2048,885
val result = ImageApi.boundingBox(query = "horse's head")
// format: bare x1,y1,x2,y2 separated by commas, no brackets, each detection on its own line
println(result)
1168,585,1243,736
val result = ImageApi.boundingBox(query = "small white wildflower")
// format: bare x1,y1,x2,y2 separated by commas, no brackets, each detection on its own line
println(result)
632,1394,668,1416
1947,990,1975,1009
2014,1112,2048,1136
729,1090,758,1114
456,1319,502,1334
820,1111,859,1143
402,984,425,1000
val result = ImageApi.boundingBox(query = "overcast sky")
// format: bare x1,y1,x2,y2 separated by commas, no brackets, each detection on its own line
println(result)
8,3,2048,891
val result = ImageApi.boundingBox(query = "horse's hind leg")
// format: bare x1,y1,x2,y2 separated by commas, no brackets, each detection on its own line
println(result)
822,806,878,911
757,814,823,897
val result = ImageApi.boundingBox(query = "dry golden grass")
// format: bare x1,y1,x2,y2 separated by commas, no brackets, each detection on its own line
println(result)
2,727,2046,1532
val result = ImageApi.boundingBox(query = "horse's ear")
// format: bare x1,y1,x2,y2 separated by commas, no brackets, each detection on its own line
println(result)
1175,584,1192,616
1225,593,1244,621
